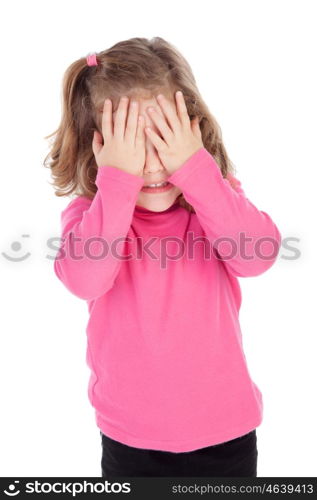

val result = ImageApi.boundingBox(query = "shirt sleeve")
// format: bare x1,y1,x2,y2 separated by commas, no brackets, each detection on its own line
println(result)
168,147,282,277
54,165,144,300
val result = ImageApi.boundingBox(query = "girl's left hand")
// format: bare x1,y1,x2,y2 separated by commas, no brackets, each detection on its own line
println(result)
144,91,204,175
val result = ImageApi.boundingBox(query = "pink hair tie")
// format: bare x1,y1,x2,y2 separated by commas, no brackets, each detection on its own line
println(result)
86,52,98,66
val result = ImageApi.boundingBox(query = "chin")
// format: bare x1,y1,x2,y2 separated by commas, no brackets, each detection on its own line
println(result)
138,194,180,212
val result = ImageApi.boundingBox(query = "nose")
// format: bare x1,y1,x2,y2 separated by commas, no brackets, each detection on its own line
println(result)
143,145,165,174
142,113,166,174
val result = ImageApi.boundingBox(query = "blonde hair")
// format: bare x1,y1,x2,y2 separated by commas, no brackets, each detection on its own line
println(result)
43,36,237,213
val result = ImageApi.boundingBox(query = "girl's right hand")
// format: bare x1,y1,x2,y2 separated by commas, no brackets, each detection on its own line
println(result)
92,96,146,178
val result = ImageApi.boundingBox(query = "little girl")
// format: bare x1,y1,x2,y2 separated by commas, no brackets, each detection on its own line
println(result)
46,37,281,478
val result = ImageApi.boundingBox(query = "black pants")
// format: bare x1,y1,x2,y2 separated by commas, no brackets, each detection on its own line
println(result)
100,429,258,477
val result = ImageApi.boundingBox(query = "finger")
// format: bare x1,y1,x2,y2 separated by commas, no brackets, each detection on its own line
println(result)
114,96,129,138
136,114,145,145
146,106,173,143
156,93,183,133
101,98,113,140
144,126,167,150
175,91,190,127
125,99,139,142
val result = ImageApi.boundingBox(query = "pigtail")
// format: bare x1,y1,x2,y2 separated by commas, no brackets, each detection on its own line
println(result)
43,58,97,199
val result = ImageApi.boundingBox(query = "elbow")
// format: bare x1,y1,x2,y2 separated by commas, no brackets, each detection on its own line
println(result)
220,225,282,278
222,258,278,278
53,258,115,300
230,257,279,278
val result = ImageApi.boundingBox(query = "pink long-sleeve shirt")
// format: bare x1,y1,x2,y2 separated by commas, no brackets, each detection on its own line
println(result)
54,147,281,452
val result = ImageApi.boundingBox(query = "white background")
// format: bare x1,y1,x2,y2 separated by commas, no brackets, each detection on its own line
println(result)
0,0,315,477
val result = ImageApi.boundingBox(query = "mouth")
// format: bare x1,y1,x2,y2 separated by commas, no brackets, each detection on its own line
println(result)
141,181,174,193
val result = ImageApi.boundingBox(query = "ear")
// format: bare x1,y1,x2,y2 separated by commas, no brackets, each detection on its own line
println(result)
191,116,201,138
